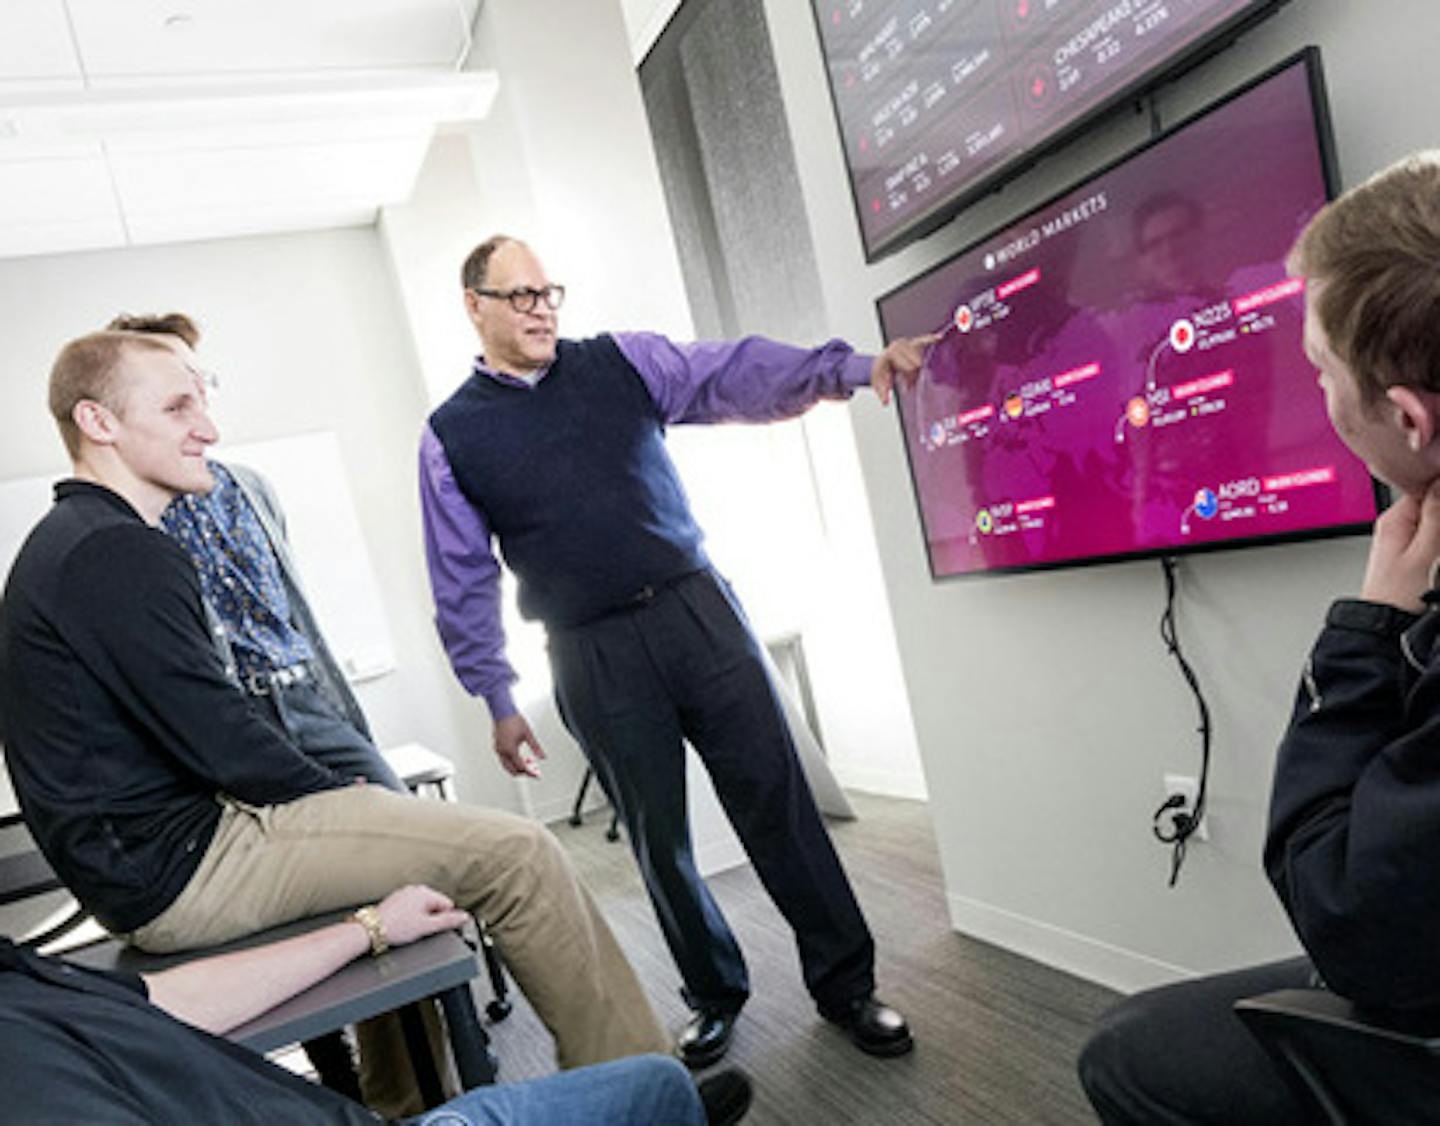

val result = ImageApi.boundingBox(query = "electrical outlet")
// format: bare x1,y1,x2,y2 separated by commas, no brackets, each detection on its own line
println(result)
1162,773,1208,841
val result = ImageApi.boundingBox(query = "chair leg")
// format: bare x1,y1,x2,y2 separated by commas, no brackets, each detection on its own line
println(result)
302,1030,362,1102
439,984,499,1088
477,917,512,1023
398,1002,446,1109
18,903,92,951
569,767,594,827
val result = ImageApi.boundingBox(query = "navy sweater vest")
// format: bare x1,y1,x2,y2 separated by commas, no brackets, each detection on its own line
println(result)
430,335,708,627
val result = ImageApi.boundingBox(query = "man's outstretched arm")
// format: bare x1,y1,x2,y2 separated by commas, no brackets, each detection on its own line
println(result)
143,885,469,1035
613,331,940,423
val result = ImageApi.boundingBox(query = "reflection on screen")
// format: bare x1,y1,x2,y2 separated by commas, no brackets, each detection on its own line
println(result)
879,56,1377,579
815,0,1283,258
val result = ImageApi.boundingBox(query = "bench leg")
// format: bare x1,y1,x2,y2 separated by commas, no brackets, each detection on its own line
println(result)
439,984,499,1088
398,1002,447,1108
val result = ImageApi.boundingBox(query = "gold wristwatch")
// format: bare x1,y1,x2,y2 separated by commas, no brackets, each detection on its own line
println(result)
351,904,388,957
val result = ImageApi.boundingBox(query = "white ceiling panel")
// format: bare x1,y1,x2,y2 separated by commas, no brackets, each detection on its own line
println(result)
125,202,379,248
0,150,114,223
0,73,496,145
0,2,495,260
0,0,82,82
66,0,482,78
0,149,124,259
0,215,126,259
111,133,432,213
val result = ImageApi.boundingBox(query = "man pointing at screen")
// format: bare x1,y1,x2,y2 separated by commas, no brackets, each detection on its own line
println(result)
421,234,935,1068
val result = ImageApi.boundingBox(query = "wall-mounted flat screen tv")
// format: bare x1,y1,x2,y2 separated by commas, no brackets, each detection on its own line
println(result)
878,50,1380,581
813,0,1290,260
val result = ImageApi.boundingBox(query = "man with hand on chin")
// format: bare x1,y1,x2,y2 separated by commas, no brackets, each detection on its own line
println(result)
422,234,936,1069
1080,152,1440,1123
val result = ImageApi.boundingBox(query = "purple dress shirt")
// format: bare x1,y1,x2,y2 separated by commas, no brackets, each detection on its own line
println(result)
420,331,873,720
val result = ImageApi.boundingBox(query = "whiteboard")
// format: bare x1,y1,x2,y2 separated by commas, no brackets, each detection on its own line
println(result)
0,431,395,686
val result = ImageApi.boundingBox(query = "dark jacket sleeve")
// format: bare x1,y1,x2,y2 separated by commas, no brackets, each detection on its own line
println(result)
1264,597,1440,1010
57,524,345,804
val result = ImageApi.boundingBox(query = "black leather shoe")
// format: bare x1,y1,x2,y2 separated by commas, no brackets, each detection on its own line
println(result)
821,995,914,1057
697,1068,753,1125
676,1008,739,1069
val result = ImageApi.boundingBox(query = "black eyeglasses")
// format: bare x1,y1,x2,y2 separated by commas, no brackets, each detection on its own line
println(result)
472,284,566,314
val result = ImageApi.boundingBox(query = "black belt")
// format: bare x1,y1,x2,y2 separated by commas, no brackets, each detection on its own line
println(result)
243,661,315,696
565,570,705,630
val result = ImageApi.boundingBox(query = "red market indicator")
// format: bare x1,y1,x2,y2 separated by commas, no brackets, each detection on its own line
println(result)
1234,276,1305,315
1170,319,1196,352
998,267,1041,300
1173,369,1234,400
1263,466,1336,492
1017,494,1056,515
1054,361,1100,389
954,304,975,332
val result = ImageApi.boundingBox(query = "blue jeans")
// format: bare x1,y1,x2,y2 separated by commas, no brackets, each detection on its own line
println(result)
402,1056,703,1125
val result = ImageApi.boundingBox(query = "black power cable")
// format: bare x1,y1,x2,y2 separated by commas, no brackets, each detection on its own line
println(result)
1152,556,1212,886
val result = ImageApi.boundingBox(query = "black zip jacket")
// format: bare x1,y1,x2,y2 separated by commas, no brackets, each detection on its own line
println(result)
1266,595,1440,1012
0,481,343,933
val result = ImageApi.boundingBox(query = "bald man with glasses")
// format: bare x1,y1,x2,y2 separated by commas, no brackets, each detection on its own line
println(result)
421,234,936,1070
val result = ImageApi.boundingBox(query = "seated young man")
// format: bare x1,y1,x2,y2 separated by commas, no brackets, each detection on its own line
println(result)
1080,152,1440,1122
0,329,668,1118
0,882,743,1124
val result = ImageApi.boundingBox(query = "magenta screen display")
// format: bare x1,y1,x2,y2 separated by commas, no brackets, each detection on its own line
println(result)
815,0,1282,259
880,58,1377,579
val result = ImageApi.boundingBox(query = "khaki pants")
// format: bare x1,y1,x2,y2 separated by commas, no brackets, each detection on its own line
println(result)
131,787,667,1114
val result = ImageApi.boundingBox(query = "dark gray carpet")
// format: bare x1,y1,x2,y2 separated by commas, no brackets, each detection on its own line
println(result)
482,791,1116,1124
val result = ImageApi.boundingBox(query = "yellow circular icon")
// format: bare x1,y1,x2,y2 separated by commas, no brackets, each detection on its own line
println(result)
976,509,994,534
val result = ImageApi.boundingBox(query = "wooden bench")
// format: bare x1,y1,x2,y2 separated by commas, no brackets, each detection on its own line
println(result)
66,911,498,1092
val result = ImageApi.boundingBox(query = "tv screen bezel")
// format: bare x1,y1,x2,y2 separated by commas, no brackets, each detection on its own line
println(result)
877,46,1384,584
812,0,1295,263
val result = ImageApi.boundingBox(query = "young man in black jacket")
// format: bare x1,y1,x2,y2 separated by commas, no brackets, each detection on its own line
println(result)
1079,153,1440,1122
0,328,677,1120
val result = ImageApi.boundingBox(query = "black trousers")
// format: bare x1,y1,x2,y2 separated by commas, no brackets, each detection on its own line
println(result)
256,678,404,792
550,569,875,1014
1079,956,1316,1125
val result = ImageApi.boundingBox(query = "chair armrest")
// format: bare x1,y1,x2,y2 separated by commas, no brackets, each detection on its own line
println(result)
1237,989,1440,1053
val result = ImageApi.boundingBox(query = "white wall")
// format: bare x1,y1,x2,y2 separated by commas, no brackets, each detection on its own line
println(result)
763,0,1432,991
0,228,524,813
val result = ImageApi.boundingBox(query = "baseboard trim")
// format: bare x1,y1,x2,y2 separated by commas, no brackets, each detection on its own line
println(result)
946,891,1194,995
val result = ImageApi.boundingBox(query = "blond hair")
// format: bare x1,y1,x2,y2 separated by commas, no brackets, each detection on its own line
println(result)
1290,152,1440,402
49,331,171,458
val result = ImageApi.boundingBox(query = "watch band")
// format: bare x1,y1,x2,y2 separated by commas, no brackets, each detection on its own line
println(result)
351,904,388,957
